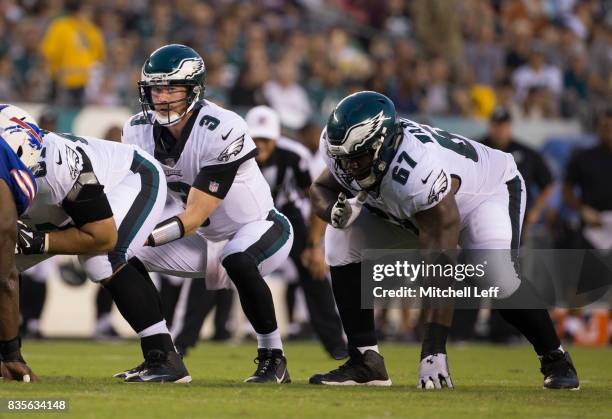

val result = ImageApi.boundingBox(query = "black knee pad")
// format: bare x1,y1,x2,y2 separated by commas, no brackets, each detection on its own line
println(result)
222,252,260,285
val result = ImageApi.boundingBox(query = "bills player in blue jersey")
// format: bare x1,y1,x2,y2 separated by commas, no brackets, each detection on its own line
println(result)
0,105,39,382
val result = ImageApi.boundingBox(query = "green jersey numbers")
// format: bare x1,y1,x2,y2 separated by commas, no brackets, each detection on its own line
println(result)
391,151,417,185
199,114,220,131
403,120,478,162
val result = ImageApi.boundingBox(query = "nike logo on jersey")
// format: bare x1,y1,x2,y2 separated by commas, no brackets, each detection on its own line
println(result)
421,170,433,184
221,128,233,140
56,150,62,165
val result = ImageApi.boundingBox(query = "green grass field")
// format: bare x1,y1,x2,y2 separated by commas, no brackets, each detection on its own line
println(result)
1,341,611,418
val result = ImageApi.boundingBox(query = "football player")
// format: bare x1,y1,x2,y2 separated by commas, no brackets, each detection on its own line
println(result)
0,105,38,382
308,91,579,389
122,44,293,383
1,104,191,383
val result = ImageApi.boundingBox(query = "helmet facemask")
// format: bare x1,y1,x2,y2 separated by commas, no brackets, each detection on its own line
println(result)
138,82,203,126
331,137,385,190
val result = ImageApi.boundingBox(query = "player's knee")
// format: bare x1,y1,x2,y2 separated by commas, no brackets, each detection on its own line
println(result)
222,252,259,285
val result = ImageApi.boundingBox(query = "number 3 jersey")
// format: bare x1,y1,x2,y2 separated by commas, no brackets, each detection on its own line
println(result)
122,100,275,242
321,118,519,230
21,131,144,230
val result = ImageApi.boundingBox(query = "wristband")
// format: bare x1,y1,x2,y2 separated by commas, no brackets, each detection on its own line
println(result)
0,336,24,362
148,216,185,247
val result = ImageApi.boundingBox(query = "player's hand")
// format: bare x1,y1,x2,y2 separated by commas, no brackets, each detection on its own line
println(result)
330,191,367,229
418,353,453,389
1,360,38,383
301,246,327,280
15,221,47,255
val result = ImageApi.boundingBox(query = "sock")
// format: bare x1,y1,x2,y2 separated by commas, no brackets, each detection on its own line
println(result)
222,252,278,334
95,313,113,334
104,261,175,357
497,309,561,356
330,263,378,348
357,345,379,354
421,323,450,359
257,329,283,352
96,286,114,318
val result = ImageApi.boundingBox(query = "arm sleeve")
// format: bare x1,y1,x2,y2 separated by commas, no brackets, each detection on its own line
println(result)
61,182,113,228
193,149,257,199
0,143,37,215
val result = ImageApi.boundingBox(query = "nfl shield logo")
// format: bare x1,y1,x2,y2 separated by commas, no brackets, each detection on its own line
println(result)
209,181,219,193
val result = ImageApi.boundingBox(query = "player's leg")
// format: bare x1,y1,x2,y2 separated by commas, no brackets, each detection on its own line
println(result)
287,208,346,358
461,173,578,389
310,210,417,385
171,277,217,356
81,152,190,383
220,208,293,383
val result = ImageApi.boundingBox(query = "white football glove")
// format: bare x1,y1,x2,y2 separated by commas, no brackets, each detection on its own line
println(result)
330,191,368,229
418,353,454,389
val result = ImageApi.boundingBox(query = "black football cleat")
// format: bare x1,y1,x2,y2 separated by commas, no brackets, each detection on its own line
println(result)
309,348,391,386
124,350,192,383
244,348,291,383
113,360,145,380
541,350,580,390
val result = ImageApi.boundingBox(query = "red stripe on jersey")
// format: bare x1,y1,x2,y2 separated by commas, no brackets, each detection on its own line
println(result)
9,117,42,144
17,169,36,198
10,169,33,204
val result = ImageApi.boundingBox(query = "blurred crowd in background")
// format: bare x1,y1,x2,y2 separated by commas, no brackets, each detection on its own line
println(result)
2,0,611,346
0,0,610,128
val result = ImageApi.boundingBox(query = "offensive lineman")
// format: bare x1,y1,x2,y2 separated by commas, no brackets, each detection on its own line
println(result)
1,104,191,383
308,91,579,389
122,44,293,383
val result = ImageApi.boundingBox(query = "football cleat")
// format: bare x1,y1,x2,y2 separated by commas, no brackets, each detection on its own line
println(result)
541,350,580,390
124,350,191,383
418,353,453,389
113,360,145,380
244,348,291,384
309,348,391,386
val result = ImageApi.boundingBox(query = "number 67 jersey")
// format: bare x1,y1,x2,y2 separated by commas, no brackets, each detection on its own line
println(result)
322,118,522,231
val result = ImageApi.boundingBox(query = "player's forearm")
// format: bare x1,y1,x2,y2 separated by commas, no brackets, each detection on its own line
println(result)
307,213,327,247
0,231,20,340
48,223,117,254
310,182,338,223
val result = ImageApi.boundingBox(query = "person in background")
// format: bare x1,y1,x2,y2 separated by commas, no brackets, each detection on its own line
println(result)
40,0,106,107
246,106,347,359
481,107,554,231
563,109,612,250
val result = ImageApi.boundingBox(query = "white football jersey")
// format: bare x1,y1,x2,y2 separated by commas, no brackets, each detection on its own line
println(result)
321,118,517,231
123,100,274,241
21,131,143,230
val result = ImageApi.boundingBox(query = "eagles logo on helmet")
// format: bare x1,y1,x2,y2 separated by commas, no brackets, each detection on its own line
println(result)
138,44,206,126
325,91,402,190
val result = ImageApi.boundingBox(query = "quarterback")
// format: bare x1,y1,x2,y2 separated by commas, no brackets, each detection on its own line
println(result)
122,44,293,383
1,104,191,383
309,91,579,390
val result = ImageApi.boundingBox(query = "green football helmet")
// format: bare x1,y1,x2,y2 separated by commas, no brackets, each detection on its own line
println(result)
325,91,400,189
138,44,206,126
